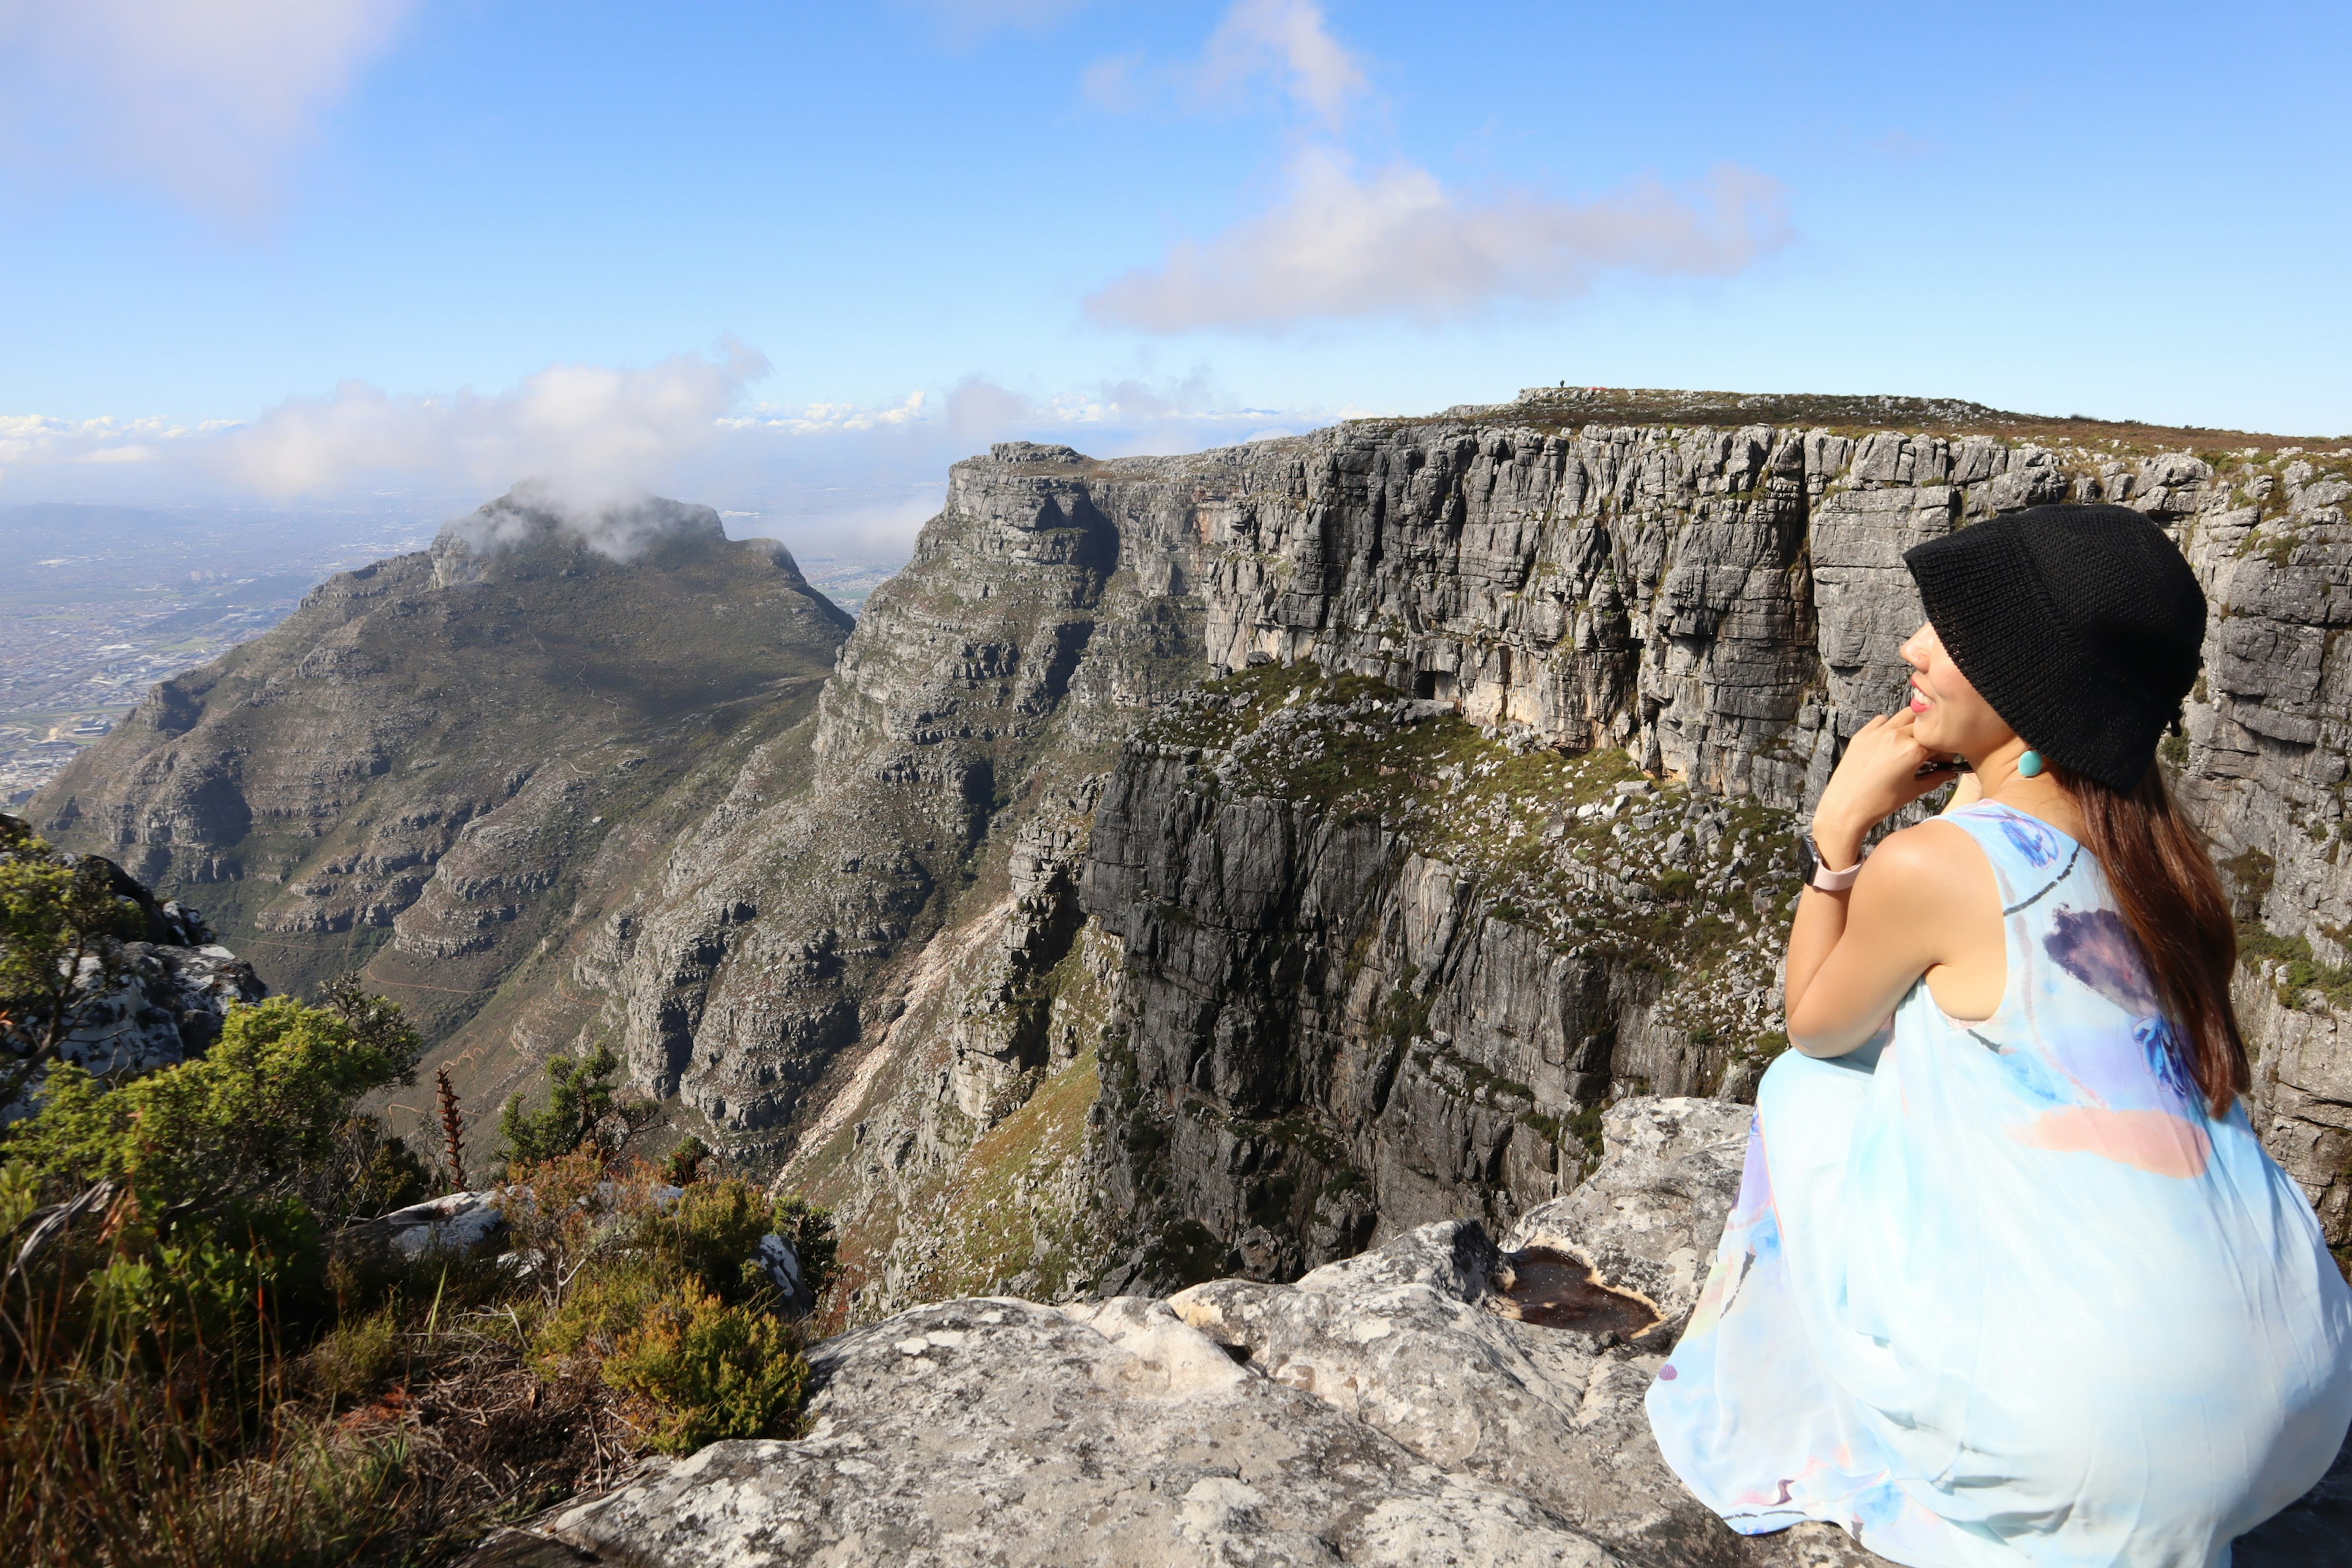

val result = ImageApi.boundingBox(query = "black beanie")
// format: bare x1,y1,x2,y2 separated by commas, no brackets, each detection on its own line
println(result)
1902,503,2206,792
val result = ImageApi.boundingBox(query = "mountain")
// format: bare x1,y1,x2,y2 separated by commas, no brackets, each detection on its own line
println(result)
30,488,852,1115
34,393,2352,1322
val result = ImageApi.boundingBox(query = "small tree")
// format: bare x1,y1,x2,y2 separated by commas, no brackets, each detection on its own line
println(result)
0,815,140,1099
661,1134,711,1187
498,1044,650,1172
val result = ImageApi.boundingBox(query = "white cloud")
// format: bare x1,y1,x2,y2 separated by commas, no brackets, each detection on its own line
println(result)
1194,0,1367,126
1082,1,1790,334
214,340,772,508
1088,148,1789,333
0,413,228,470
723,391,930,435
0,0,418,221
0,358,1324,581
1083,0,1367,126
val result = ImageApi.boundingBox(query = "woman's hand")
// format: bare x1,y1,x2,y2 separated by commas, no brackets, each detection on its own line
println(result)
1811,710,1959,869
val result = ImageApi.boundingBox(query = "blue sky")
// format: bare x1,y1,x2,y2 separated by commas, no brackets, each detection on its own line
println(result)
4,1,2349,553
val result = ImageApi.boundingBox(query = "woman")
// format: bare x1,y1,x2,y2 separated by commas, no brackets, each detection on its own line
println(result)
1646,503,2352,1566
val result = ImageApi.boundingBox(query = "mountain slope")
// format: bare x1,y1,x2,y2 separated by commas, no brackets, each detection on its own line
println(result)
31,490,853,1112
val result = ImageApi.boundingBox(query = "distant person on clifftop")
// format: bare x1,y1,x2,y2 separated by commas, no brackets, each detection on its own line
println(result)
1646,503,2352,1566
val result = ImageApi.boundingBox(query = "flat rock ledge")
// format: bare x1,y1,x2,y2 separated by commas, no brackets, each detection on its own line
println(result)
483,1098,2348,1568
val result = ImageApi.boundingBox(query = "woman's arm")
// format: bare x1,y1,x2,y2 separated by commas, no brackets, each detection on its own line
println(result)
1783,711,1970,1056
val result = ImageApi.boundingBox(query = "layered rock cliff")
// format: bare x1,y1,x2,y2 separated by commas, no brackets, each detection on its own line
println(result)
769,393,2352,1313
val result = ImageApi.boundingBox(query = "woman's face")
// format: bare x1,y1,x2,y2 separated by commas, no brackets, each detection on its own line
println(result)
1899,621,2016,760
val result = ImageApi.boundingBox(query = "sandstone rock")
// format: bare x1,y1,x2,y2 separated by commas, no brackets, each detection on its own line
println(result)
30,489,851,1119
1,862,263,1121
1502,1096,1755,1338
536,1294,1625,1567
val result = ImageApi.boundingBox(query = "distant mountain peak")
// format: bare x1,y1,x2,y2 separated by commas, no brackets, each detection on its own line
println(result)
431,483,726,586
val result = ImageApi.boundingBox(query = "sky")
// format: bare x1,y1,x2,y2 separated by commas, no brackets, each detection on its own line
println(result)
2,0,2350,559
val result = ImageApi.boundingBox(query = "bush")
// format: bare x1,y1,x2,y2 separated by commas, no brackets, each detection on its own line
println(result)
646,1178,793,1309
4,995,426,1365
602,1281,811,1456
661,1133,711,1187
497,1044,651,1171
0,968,838,1561
1,815,142,1096
303,1306,402,1404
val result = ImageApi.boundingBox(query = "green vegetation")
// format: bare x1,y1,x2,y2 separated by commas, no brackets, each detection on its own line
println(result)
1,815,141,1099
1136,660,1804,1072
1,861,839,1564
497,1042,652,1169
2238,921,2352,1011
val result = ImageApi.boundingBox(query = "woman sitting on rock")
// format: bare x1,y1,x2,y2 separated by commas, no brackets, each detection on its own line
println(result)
1646,503,2352,1566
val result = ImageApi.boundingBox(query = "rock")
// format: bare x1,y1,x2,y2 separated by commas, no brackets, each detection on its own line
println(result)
1,859,263,1122
27,488,851,1121
540,1294,1625,1567
345,1188,507,1258
40,402,2352,1340
1502,1097,1754,1338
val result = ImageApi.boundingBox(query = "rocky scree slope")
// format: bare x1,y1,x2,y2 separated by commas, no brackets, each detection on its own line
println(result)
489,1097,2349,1568
30,491,852,1119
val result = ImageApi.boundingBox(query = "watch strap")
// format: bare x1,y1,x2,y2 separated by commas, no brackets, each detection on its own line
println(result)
1804,830,1863,891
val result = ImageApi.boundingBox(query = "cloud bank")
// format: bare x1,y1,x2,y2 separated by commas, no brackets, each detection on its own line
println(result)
0,0,418,221
0,355,1321,566
1089,151,1789,333
214,341,772,510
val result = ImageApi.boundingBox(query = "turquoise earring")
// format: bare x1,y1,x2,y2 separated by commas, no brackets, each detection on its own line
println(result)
2018,750,2044,778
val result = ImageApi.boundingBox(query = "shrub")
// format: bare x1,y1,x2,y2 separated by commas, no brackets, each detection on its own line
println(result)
661,1133,711,1187
772,1194,839,1300
3,995,427,1365
602,1281,811,1456
498,1044,649,1170
0,815,142,1095
646,1178,793,1309
494,1148,654,1312
7,997,418,1212
303,1306,402,1404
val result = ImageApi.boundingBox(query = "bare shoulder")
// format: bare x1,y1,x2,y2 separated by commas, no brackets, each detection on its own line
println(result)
1854,817,1993,905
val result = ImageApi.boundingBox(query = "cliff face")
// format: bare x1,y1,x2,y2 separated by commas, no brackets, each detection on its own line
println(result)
30,490,852,1112
771,396,2352,1311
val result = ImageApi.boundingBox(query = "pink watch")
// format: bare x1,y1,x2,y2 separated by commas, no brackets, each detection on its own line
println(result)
1804,829,1863,891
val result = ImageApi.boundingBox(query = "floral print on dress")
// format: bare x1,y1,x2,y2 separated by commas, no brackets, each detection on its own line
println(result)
2000,812,2060,869
1646,801,2352,1567
2043,907,2160,1016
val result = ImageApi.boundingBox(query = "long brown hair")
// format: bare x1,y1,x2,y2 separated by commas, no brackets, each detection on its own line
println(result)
2056,762,2248,1116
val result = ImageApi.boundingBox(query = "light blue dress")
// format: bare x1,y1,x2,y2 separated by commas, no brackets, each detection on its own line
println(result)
1646,802,2352,1567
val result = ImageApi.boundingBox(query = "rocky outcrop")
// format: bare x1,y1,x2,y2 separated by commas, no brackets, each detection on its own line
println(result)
733,400,2352,1314
2,852,263,1120
488,1097,2351,1566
